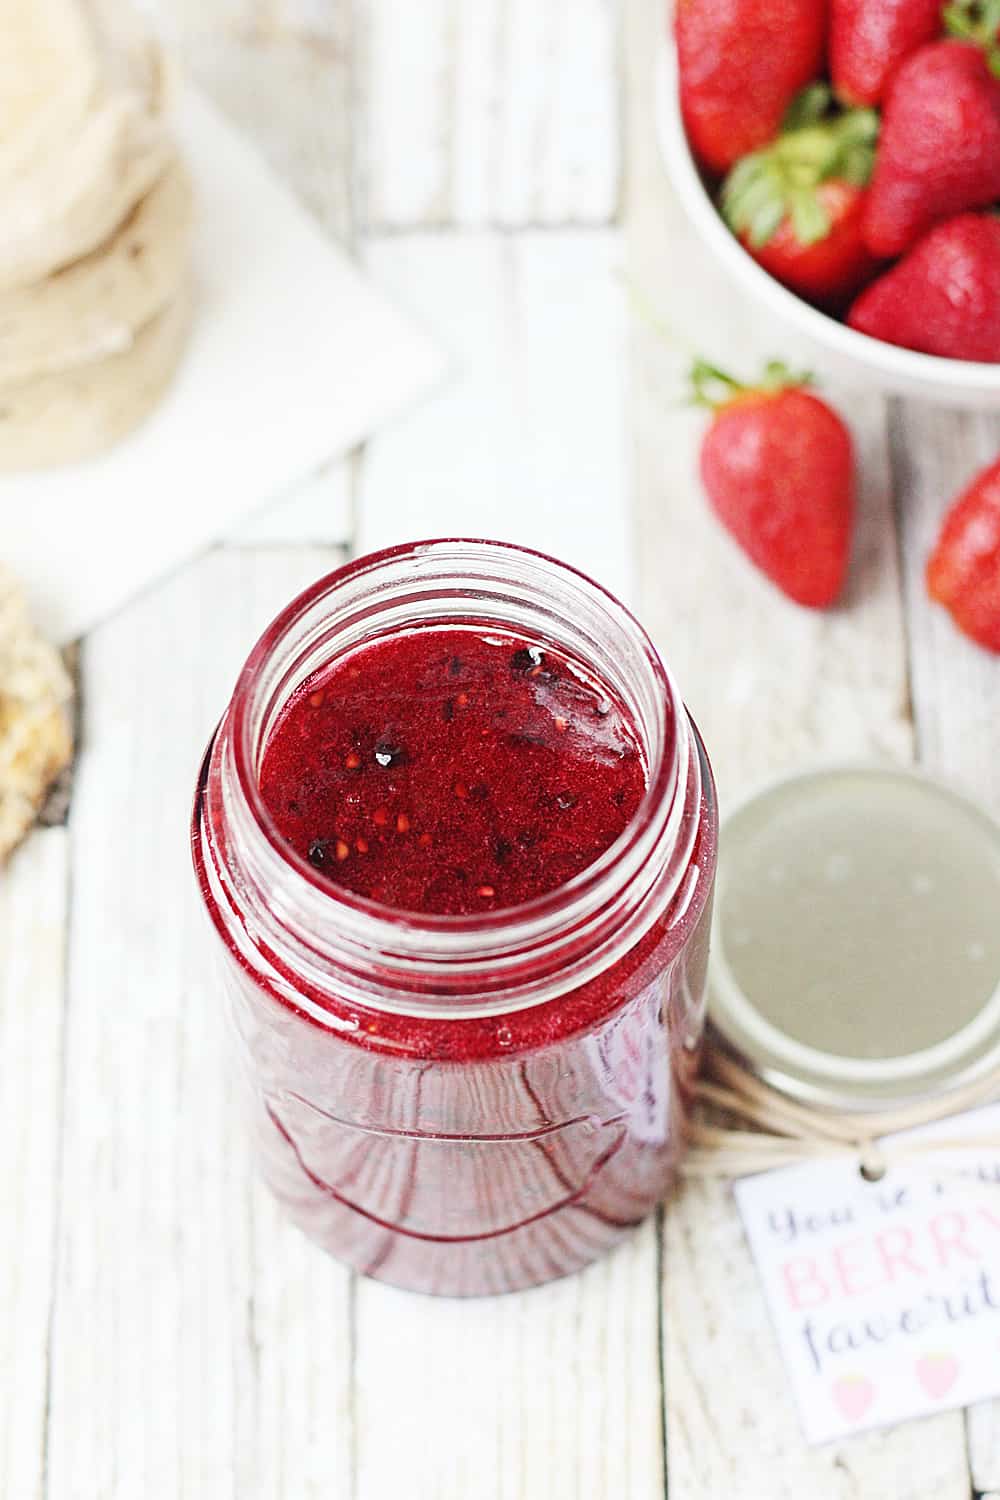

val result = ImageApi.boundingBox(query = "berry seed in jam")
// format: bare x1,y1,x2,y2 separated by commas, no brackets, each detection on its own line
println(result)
259,628,646,916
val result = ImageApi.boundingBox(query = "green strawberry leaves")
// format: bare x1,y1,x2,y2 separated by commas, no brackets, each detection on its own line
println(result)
722,93,879,249
944,0,1000,74
782,82,833,130
688,359,813,409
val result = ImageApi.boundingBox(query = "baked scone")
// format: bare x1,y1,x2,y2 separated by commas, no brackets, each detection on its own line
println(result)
0,567,73,863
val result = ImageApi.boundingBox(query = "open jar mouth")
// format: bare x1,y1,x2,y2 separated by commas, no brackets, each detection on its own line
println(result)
201,540,706,1015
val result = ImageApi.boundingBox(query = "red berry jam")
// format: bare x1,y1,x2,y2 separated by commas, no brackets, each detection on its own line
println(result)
193,544,717,1295
259,629,646,916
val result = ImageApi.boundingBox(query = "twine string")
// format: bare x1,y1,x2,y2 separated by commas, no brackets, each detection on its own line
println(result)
682,1045,1000,1179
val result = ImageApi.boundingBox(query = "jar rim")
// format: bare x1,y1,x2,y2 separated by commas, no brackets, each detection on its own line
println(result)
229,539,685,944
200,538,709,1016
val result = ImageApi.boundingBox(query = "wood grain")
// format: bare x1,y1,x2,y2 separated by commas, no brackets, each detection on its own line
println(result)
969,1403,1000,1500
890,404,1000,1497
0,830,68,1500
890,405,1000,812
45,549,351,1500
153,0,354,246
359,0,619,229
354,1226,664,1500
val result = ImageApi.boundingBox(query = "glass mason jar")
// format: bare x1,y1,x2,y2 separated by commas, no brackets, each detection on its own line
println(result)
191,540,717,1296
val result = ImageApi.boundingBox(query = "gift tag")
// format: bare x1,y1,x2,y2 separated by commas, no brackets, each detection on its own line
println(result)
735,1104,1000,1444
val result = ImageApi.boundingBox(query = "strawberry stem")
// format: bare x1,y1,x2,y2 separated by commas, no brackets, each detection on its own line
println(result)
783,83,832,131
689,360,742,407
688,359,812,409
721,104,878,250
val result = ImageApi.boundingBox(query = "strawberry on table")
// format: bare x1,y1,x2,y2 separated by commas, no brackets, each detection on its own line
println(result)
927,455,1000,652
693,361,855,608
861,14,1000,257
675,0,826,174
721,87,881,310
830,0,944,105
848,213,1000,361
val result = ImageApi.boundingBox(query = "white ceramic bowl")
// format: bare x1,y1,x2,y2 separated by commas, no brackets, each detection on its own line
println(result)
655,43,1000,408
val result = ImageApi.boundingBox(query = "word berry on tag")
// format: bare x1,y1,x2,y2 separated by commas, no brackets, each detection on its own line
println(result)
734,1103,1000,1444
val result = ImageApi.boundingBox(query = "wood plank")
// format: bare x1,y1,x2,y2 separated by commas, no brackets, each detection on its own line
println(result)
45,548,355,1500
354,1225,664,1500
0,828,69,1500
358,230,634,606
969,1404,1000,1500
151,0,354,243
890,405,1000,812
890,403,1000,1500
174,27,353,244
360,0,619,229
623,0,972,1493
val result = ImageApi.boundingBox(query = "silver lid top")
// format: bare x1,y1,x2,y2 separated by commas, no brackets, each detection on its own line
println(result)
708,764,1000,1112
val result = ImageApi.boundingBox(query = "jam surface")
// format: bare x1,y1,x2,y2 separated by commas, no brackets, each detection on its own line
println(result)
259,627,646,916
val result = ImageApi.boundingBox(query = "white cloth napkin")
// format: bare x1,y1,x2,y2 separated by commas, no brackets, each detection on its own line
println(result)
1,88,445,644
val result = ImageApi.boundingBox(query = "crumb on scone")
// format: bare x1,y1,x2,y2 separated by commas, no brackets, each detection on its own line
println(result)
0,567,73,862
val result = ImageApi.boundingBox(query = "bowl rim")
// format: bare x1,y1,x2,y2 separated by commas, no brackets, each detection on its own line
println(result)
655,42,1000,392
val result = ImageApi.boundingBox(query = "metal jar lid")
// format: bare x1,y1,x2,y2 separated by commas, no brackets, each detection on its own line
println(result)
708,764,1000,1112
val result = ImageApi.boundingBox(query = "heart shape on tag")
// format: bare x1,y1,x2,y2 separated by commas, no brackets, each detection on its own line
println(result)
916,1353,959,1399
832,1374,875,1421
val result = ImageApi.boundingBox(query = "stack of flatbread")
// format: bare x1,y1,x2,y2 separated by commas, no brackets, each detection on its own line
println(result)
0,0,194,471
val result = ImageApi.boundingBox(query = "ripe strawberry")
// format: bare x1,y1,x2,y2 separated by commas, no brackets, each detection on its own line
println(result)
862,37,1000,256
848,214,1000,360
721,90,881,309
693,361,855,608
675,0,826,174
830,0,944,105
927,455,1000,652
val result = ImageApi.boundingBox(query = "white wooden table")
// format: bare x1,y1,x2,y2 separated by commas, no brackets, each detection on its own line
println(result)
4,3,1000,1496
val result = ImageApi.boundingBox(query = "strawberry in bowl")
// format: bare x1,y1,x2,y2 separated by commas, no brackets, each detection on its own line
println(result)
848,213,1000,360
674,0,825,173
861,31,1000,256
659,0,1000,397
720,86,881,310
830,0,944,105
